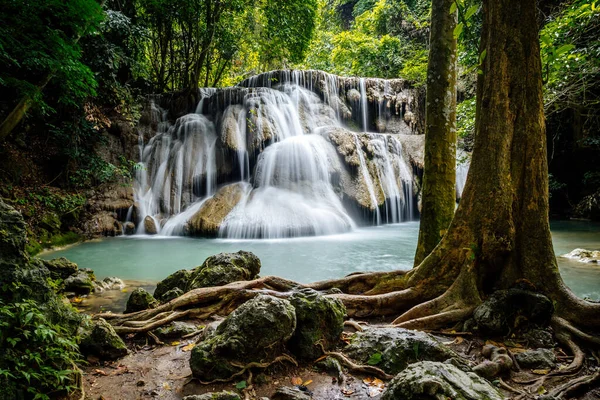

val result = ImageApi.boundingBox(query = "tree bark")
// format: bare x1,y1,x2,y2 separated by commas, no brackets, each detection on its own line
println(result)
414,0,458,266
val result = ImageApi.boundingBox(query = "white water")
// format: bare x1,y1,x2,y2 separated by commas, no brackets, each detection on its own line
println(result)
133,70,462,239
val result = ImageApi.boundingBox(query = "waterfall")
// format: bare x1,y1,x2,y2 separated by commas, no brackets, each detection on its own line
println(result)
132,70,434,238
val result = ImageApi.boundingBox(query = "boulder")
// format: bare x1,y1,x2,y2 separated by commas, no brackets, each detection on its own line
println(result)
515,348,556,370
287,288,345,360
144,216,158,234
186,183,248,236
79,318,128,361
271,386,312,400
472,288,554,335
125,288,159,313
124,222,136,235
187,251,261,290
42,257,78,281
153,269,191,301
161,287,184,302
561,248,600,264
63,269,96,294
94,276,126,292
344,327,459,375
183,392,241,400
153,321,198,340
189,295,296,381
381,361,503,400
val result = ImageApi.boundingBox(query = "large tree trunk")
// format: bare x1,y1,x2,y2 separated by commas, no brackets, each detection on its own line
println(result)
414,0,458,266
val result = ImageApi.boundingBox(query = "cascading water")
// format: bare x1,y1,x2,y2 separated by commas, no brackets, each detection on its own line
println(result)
132,70,461,239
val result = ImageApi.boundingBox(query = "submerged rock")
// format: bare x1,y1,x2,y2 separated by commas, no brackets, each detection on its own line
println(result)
186,183,249,236
153,321,198,340
154,269,191,301
125,288,158,313
189,294,296,381
472,288,554,335
561,248,600,264
344,327,459,375
187,250,261,290
79,318,128,361
287,288,345,360
63,268,96,294
183,392,241,400
515,348,556,369
381,361,503,400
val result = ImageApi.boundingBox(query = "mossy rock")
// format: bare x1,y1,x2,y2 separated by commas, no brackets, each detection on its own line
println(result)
42,257,78,280
189,294,296,381
153,321,198,340
63,268,95,294
381,361,503,400
125,288,158,313
187,250,261,290
161,287,184,302
153,269,191,301
79,318,128,361
344,327,459,375
288,288,345,360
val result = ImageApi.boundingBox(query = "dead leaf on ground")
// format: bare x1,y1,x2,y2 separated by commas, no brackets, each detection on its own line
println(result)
93,369,108,376
303,380,313,386
363,377,385,397
341,387,355,396
291,377,303,385
532,369,550,375
181,343,195,352
170,341,180,346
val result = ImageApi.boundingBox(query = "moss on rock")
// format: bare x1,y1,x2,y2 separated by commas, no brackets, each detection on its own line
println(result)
288,288,345,360
187,250,261,290
125,288,158,313
79,318,128,361
153,269,191,301
189,294,296,381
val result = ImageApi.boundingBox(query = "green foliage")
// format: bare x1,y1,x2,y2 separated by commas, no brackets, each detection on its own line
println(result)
456,97,476,148
70,155,136,188
0,299,81,399
367,352,382,365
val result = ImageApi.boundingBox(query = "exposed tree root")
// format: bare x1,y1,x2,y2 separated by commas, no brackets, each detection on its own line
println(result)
343,320,364,332
195,354,298,385
318,343,394,380
548,370,600,399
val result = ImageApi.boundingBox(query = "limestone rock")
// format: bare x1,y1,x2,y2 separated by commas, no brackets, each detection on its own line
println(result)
160,287,184,302
153,269,191,301
144,216,158,235
187,250,261,290
272,386,312,400
124,222,136,235
186,183,249,236
515,348,556,369
381,361,503,400
183,392,241,400
189,295,296,381
288,288,345,360
153,321,198,340
125,288,158,313
561,248,600,264
94,276,126,292
42,257,78,281
473,288,554,335
79,318,128,361
344,327,459,375
63,268,96,294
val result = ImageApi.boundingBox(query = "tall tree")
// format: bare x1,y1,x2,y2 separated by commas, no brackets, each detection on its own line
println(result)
414,0,458,266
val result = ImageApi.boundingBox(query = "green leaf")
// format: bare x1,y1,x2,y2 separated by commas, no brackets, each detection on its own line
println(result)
479,49,487,64
367,352,382,365
450,2,457,14
453,23,463,38
465,5,478,20
236,380,247,390
555,44,575,56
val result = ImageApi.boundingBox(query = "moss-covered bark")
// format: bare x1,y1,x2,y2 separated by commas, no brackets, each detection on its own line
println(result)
414,0,458,266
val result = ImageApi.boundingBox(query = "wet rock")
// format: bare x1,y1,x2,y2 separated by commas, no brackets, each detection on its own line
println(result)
153,321,198,340
125,288,159,313
272,386,312,400
42,257,78,280
189,295,296,381
186,183,249,236
94,276,126,292
381,361,503,400
124,222,136,235
344,327,459,375
183,392,241,400
187,251,261,290
515,348,556,369
288,288,345,360
144,216,158,234
79,318,128,361
521,328,555,348
63,268,96,294
160,287,184,302
561,248,600,264
472,288,554,335
153,269,191,301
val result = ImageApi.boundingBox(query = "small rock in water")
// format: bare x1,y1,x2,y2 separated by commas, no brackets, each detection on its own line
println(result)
381,361,503,400
94,276,125,292
561,248,600,263
63,269,96,294
515,348,556,369
144,216,158,235
124,221,136,235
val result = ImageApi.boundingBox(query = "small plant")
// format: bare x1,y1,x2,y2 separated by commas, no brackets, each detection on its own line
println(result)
367,352,382,365
0,299,81,399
